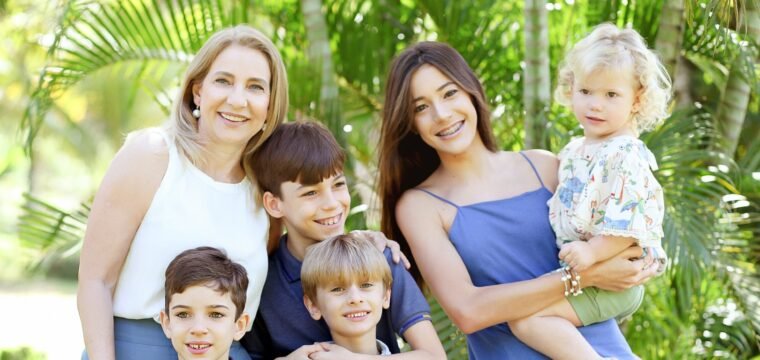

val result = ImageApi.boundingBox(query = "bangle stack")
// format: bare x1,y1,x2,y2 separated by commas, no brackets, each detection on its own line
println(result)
556,266,583,296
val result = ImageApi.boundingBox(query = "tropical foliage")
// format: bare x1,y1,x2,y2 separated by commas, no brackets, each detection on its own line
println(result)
10,0,760,358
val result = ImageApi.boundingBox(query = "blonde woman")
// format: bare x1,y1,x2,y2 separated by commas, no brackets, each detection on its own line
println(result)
77,25,288,360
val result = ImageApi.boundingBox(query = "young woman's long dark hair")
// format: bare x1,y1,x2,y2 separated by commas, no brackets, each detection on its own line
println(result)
377,42,498,285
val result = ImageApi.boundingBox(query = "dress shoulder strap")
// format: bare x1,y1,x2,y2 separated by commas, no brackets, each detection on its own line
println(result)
413,188,460,209
518,151,546,189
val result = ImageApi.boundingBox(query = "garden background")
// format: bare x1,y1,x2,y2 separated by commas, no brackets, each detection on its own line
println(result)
0,0,758,358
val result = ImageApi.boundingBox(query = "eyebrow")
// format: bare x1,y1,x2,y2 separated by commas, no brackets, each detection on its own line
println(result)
413,81,455,102
212,71,269,86
296,173,346,191
578,84,626,93
170,304,230,310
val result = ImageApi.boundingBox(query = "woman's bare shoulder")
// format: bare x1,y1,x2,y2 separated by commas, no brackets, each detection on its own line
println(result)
103,128,170,197
396,187,438,213
521,148,558,163
516,149,559,191
121,128,169,158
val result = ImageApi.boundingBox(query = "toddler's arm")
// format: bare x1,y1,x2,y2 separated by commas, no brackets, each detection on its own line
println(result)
560,235,636,271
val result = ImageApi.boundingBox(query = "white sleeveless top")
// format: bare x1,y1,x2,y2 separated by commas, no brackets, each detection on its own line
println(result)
112,129,268,328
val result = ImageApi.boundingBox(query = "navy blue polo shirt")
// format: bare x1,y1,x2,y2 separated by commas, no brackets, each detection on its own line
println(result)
241,235,431,359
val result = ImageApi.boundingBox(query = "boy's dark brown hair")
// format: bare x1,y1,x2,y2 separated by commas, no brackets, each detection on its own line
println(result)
164,246,248,319
248,121,346,200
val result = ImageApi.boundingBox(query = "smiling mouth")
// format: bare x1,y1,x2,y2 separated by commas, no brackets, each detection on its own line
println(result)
585,116,604,122
436,120,464,137
220,112,249,122
345,311,370,319
186,343,212,354
315,213,342,226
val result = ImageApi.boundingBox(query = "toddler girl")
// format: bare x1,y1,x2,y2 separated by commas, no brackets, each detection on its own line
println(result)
509,23,671,359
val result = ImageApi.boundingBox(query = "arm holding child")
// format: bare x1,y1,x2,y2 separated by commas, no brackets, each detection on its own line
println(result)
560,235,636,271
397,151,656,335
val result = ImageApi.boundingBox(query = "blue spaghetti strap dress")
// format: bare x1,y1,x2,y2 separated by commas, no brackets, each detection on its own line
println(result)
415,152,636,360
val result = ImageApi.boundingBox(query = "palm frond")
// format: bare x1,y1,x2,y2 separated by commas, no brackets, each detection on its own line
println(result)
626,0,664,43
682,0,759,91
21,0,265,153
17,193,89,272
625,108,760,357
585,0,621,25
645,110,733,290
326,0,414,100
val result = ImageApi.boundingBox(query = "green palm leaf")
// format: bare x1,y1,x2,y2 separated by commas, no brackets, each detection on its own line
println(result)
21,0,265,153
17,193,89,272
625,109,760,357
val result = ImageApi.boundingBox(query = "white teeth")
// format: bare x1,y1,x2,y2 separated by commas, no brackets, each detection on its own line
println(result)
317,214,341,226
346,312,368,318
437,121,463,136
188,344,210,349
220,113,247,122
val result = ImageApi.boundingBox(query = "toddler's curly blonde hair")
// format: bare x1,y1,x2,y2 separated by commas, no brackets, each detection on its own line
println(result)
555,23,672,133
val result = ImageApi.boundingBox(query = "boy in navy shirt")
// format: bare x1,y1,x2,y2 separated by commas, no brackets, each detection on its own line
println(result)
241,121,444,359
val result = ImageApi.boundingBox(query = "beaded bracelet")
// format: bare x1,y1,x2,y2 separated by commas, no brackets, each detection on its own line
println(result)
568,267,583,296
557,267,571,296
555,266,583,296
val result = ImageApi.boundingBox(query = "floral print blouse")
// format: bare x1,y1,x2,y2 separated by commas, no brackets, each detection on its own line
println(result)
548,135,668,273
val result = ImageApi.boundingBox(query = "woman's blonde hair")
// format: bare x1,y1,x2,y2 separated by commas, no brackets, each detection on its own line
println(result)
555,23,672,133
167,25,288,167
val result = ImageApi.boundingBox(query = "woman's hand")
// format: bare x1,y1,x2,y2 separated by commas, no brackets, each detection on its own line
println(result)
582,246,657,291
351,230,411,269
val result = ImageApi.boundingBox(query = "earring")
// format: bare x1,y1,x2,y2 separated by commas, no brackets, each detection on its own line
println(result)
192,106,201,119
261,121,267,131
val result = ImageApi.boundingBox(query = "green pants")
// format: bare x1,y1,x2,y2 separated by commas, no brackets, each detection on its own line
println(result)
567,285,644,326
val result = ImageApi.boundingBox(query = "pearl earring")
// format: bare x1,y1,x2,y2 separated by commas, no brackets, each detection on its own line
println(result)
192,106,200,119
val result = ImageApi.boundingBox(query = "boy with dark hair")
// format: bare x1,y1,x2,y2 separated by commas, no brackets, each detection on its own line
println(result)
160,246,251,360
241,121,444,359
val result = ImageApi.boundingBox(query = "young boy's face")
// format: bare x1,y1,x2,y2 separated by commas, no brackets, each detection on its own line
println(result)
265,172,350,246
160,284,249,360
304,279,391,345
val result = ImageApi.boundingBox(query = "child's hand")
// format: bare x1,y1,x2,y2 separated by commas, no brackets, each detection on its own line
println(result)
559,241,596,271
277,343,327,360
306,343,360,360
351,230,411,269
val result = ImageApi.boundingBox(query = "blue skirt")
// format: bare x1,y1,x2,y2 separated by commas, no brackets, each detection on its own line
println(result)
82,317,251,359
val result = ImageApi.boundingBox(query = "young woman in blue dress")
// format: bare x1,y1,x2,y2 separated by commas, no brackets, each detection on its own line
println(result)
377,41,659,359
